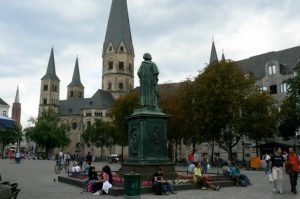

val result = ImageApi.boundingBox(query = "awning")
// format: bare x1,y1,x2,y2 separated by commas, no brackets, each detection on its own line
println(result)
0,115,15,129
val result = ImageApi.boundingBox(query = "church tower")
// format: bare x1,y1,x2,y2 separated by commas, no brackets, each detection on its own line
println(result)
102,0,134,99
12,86,21,125
67,57,84,100
39,47,60,115
209,40,218,64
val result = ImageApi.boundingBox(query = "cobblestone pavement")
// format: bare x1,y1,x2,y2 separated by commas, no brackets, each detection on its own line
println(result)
0,159,298,199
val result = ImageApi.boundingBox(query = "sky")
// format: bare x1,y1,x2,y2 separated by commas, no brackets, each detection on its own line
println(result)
1,0,300,128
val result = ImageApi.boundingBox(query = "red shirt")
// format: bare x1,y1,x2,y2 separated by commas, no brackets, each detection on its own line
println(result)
288,153,299,172
188,153,194,161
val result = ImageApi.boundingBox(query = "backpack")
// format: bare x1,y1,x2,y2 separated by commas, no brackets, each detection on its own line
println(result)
87,181,93,192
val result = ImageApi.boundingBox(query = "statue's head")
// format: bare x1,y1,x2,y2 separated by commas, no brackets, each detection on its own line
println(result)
143,53,152,61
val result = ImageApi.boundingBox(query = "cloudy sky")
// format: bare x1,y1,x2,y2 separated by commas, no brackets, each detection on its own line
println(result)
1,0,300,127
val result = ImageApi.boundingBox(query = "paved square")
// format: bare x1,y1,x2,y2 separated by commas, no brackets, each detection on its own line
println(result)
0,159,298,199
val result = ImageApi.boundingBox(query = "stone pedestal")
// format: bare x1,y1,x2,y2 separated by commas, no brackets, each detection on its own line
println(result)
119,108,176,179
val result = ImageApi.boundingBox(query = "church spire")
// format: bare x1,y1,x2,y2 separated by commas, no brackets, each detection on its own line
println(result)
67,57,84,100
221,49,225,61
42,47,60,81
12,86,21,126
209,39,218,64
103,0,133,55
14,85,20,103
68,57,83,87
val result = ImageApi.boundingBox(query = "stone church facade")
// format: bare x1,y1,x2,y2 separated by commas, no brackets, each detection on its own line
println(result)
38,0,134,157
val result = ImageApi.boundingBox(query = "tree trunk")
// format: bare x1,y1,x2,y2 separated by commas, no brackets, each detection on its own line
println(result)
101,146,103,158
255,139,259,157
211,138,215,166
121,145,124,162
175,140,178,164
1,144,5,159
192,137,196,153
228,144,233,162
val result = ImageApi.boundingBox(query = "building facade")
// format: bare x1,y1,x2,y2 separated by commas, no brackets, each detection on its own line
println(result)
0,98,9,117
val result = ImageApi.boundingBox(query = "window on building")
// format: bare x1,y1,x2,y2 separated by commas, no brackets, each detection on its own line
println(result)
43,85,48,91
129,63,132,71
268,65,276,75
280,83,288,93
3,111,7,116
119,82,123,90
52,85,57,92
108,82,112,90
119,61,124,70
95,112,103,116
72,122,77,130
108,61,113,70
270,85,277,94
120,46,124,52
109,46,112,52
70,91,74,97
78,92,82,97
43,98,47,105
259,86,268,93
86,113,92,117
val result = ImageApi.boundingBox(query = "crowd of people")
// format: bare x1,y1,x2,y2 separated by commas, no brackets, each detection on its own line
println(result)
263,147,299,194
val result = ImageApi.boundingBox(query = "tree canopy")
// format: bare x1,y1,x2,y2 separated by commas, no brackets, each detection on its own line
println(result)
25,109,70,155
0,125,22,158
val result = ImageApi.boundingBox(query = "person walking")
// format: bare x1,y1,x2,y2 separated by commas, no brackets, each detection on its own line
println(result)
286,147,299,194
270,147,285,194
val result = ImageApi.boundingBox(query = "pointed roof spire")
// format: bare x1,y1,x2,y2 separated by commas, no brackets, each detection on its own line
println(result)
103,0,133,54
14,86,20,103
42,47,60,81
209,39,218,64
68,57,83,87
221,49,225,61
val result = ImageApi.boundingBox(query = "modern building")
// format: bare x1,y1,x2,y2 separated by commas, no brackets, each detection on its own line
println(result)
38,0,134,156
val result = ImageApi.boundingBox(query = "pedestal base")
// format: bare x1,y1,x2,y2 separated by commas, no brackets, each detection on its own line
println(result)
119,162,176,180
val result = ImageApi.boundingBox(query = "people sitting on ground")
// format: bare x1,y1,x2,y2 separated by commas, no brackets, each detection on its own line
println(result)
70,162,81,175
222,162,231,176
83,166,98,192
193,162,220,191
92,165,112,195
152,168,176,195
188,162,196,174
230,162,251,187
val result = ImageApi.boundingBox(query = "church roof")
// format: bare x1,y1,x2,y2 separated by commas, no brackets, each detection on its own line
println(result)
68,57,84,88
103,0,133,54
209,41,218,64
238,46,300,79
59,89,114,116
41,47,60,81
0,98,9,106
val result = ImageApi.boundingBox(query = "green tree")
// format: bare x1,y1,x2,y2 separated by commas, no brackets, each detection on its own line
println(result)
81,119,114,158
279,69,300,138
25,109,70,156
241,91,278,156
110,91,139,158
192,61,255,161
279,97,299,139
0,125,22,158
159,83,186,159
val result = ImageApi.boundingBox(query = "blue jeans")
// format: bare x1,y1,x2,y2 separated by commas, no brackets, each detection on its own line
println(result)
265,162,270,175
289,172,298,192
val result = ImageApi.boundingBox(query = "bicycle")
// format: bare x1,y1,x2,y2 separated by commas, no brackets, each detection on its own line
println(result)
54,160,69,174
9,157,24,164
